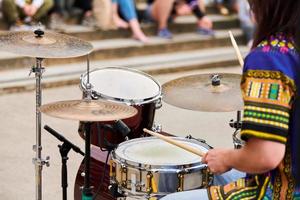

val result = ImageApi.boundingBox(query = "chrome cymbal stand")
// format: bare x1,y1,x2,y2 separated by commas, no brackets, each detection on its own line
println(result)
30,29,50,200
229,111,243,149
82,54,94,200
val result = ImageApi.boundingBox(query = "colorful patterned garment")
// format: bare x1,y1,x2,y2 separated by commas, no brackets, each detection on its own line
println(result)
208,33,300,199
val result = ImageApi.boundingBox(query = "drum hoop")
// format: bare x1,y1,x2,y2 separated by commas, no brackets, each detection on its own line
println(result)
80,67,162,105
120,188,175,197
112,155,207,173
112,137,208,171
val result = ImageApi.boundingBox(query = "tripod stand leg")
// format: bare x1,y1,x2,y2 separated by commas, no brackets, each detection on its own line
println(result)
82,122,93,200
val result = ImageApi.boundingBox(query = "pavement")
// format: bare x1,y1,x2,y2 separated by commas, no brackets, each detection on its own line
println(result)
0,65,242,200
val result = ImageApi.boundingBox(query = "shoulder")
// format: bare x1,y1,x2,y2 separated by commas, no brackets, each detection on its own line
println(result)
244,33,300,80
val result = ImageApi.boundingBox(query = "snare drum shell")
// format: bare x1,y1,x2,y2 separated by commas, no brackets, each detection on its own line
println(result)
113,163,206,196
111,137,213,198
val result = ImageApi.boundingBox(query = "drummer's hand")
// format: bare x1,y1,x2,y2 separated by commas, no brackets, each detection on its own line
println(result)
202,149,231,174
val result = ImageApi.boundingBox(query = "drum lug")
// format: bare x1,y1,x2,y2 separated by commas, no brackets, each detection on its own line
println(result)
151,123,162,133
146,172,153,194
109,160,116,179
121,165,128,188
177,173,184,192
202,168,213,187
155,98,162,109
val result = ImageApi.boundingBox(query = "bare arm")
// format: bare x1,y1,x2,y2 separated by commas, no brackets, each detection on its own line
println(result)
203,138,285,174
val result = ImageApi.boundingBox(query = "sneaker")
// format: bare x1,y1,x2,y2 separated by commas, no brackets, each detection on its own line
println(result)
197,27,215,36
217,5,229,15
157,28,173,39
48,13,65,31
9,20,32,31
82,15,97,27
30,22,46,31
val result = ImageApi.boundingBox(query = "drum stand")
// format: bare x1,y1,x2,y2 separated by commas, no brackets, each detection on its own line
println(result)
44,125,85,200
229,111,243,149
81,121,93,200
30,56,50,200
82,55,94,200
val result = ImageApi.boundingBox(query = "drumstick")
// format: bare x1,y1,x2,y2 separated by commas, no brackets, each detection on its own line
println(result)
229,30,244,67
143,128,205,157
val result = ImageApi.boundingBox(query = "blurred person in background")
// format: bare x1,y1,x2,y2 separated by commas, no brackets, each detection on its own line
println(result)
2,0,53,30
49,0,74,30
214,0,229,15
74,0,95,26
214,0,237,15
112,0,149,43
237,0,255,47
145,0,214,39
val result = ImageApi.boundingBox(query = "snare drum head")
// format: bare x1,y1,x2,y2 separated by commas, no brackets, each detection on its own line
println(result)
81,67,161,104
114,137,208,166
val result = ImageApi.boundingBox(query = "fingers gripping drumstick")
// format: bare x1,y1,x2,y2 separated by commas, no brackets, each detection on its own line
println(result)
143,128,205,157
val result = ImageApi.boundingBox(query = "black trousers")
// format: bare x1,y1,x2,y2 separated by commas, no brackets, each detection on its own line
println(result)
74,0,92,12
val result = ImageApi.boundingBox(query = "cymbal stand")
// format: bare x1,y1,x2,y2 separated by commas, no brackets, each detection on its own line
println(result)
28,27,51,200
229,111,243,149
82,54,94,200
30,56,50,200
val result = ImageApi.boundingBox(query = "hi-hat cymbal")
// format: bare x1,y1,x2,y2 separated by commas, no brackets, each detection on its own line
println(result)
39,99,138,122
0,30,93,58
162,73,243,112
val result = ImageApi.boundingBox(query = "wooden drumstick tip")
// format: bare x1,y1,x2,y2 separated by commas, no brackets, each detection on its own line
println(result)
229,30,244,68
143,128,206,157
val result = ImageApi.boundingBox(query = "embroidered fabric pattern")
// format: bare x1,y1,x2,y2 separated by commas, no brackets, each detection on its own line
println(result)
240,70,295,144
208,176,270,200
257,33,296,54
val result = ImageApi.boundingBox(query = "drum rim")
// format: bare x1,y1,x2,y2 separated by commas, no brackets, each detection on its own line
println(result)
80,67,162,105
112,137,209,172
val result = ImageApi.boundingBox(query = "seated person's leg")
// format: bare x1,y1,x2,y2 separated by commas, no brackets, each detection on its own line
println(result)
34,0,54,21
151,0,175,39
213,169,246,185
215,0,229,15
176,0,214,36
2,0,21,26
117,0,137,21
112,0,129,28
194,0,215,36
117,0,149,42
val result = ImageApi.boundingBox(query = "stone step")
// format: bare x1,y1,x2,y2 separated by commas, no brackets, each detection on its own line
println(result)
0,28,244,71
62,14,239,41
0,46,249,95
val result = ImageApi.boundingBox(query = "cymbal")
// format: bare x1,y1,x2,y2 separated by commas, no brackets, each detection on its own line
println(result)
0,30,93,58
39,99,138,122
162,73,243,112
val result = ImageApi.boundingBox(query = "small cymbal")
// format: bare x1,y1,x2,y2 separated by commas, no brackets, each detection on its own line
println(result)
0,30,93,58
39,99,138,122
162,73,243,112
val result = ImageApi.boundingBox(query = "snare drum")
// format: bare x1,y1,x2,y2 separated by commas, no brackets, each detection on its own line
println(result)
79,67,162,148
110,137,213,198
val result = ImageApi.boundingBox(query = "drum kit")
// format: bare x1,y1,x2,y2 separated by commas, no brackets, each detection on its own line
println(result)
0,29,244,200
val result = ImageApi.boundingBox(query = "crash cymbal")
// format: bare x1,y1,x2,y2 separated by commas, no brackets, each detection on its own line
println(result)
0,30,93,58
40,99,138,122
162,73,243,112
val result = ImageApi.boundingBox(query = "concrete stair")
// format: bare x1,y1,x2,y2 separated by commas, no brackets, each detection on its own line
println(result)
0,7,247,95
0,46,248,94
